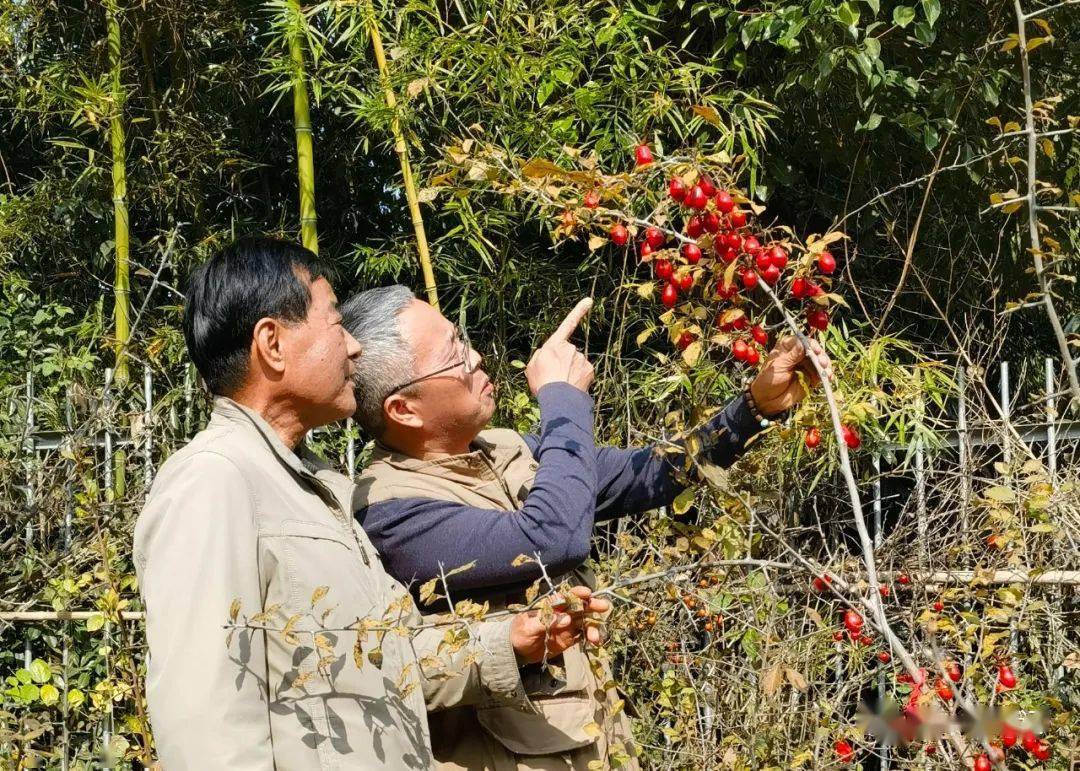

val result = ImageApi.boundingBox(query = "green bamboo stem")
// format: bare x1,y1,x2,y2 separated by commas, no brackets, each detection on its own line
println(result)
364,0,439,309
288,0,318,254
107,2,130,385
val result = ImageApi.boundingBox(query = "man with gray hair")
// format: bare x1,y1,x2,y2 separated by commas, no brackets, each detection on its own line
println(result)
343,285,834,770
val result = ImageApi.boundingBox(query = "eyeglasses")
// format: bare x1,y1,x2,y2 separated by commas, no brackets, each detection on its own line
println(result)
385,323,478,398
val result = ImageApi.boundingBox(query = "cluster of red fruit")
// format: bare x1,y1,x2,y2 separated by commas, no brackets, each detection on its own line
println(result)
607,143,840,366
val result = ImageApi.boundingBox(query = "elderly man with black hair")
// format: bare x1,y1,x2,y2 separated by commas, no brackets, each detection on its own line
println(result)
343,287,834,770
134,238,607,770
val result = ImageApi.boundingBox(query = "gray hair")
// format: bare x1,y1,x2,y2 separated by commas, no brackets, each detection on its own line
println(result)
341,285,416,436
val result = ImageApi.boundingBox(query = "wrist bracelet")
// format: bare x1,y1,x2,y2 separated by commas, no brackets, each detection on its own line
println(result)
744,384,785,428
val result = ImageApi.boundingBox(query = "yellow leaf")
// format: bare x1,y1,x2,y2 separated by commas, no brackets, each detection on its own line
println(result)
1002,121,1022,134
282,614,303,646
635,325,656,346
582,721,602,738
353,633,364,669
1039,138,1055,159
419,578,439,606
406,77,431,98
229,599,241,623
1032,18,1052,36
636,281,655,300
985,486,1016,503
672,487,696,515
310,586,329,607
691,104,723,126
1000,34,1019,52
511,554,537,567
985,116,1002,129
680,340,702,366
1025,36,1050,52
587,235,607,252
445,561,477,578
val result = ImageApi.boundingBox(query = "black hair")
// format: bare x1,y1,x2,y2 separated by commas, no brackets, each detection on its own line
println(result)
182,236,323,395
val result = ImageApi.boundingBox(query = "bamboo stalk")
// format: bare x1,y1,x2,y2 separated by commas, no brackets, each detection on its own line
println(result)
106,1,130,386
364,0,439,309
288,0,318,254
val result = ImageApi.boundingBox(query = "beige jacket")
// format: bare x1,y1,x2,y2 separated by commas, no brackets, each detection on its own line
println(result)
356,429,638,771
134,398,525,770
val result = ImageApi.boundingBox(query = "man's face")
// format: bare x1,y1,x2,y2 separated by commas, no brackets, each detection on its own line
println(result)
395,299,494,438
280,275,362,426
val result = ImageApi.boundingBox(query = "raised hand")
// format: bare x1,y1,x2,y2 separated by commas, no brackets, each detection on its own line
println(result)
749,335,835,416
509,586,611,664
525,298,595,395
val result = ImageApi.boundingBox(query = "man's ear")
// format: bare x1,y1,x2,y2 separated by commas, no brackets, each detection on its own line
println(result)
384,393,423,430
251,317,287,376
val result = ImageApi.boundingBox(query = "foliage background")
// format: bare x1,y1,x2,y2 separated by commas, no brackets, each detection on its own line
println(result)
0,0,1077,767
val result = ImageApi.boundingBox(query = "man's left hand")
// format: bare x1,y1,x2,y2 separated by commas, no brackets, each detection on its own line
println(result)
749,336,835,417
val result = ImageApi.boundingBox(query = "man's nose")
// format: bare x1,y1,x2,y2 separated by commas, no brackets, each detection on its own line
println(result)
470,346,482,371
345,331,362,360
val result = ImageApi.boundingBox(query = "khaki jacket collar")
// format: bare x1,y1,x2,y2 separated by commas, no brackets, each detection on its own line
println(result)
369,434,523,489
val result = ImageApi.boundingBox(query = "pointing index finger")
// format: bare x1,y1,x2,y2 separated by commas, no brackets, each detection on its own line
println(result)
548,298,593,343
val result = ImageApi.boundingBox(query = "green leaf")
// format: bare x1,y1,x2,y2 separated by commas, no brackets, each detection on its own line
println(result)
671,487,696,515
15,669,32,685
67,689,86,709
893,6,916,27
28,659,51,684
921,0,940,27
40,684,59,706
837,2,861,28
865,113,883,131
537,80,555,107
862,0,880,14
86,613,105,632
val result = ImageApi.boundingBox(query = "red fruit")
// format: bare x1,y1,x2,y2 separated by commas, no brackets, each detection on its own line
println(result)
677,331,695,351
843,610,864,634
1034,741,1050,761
897,573,911,585
561,210,576,228
762,264,781,285
654,259,674,281
998,665,1017,690
716,281,737,300
1001,724,1017,749
974,755,991,771
768,246,789,269
925,743,937,755
812,577,827,592
751,324,768,346
703,212,721,233
879,584,890,597
634,143,654,167
805,427,822,449
841,424,861,450
1022,730,1039,752
668,178,687,202
946,662,962,682
714,190,735,214
743,235,762,255
791,276,807,298
678,273,694,292
878,651,892,664
755,251,773,272
936,678,953,701
818,250,837,274
807,308,829,331
834,740,855,763
744,346,761,366
732,340,749,362
681,243,702,264
724,231,743,251
686,216,704,238
685,185,709,210
639,242,654,260
645,226,665,249
833,630,845,641
718,246,738,263
661,283,678,308
609,223,629,246
729,209,747,228
732,315,749,331
698,176,716,197
741,269,758,290
583,190,600,209
932,600,944,612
